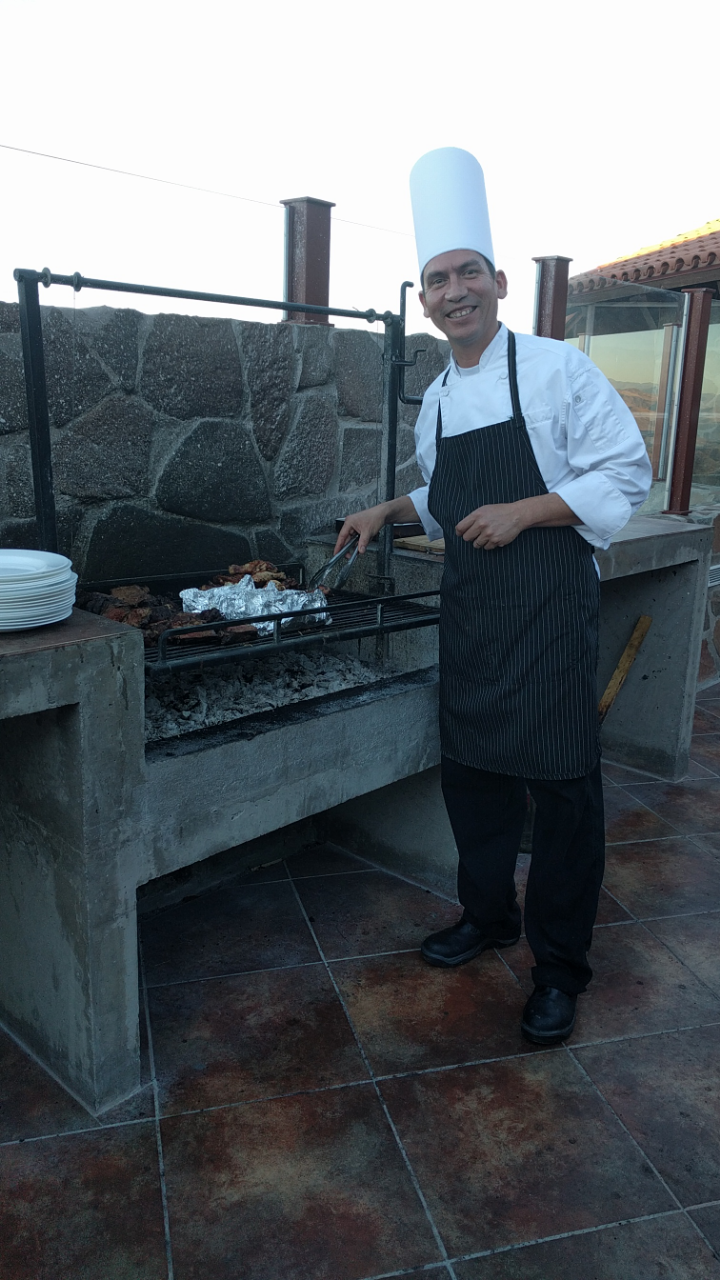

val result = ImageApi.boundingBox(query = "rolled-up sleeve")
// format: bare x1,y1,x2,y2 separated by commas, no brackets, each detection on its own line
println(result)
554,358,653,547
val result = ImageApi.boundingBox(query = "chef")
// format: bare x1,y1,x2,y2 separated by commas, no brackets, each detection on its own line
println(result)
335,147,652,1044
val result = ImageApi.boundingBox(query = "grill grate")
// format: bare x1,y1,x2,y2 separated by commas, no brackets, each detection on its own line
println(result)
148,589,441,672
78,567,441,673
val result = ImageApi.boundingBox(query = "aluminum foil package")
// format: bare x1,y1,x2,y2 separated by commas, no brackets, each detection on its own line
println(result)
180,576,331,637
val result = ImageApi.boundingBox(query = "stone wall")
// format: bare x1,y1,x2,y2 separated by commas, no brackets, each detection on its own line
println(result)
0,301,449,580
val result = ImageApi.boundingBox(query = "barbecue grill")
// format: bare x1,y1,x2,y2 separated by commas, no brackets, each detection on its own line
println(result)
80,566,441,673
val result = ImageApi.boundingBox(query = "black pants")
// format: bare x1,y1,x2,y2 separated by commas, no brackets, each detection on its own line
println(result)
440,755,605,994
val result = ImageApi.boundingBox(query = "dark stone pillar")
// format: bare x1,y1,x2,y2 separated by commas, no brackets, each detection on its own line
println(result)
281,197,335,325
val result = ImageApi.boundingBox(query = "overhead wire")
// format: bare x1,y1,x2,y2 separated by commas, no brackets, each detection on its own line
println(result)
0,141,414,239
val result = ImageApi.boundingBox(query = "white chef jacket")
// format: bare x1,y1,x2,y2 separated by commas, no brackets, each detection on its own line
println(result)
408,324,652,550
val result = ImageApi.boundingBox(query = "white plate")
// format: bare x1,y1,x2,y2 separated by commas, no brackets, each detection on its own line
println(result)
0,606,73,631
0,577,77,603
0,575,77,602
0,595,76,618
0,549,73,580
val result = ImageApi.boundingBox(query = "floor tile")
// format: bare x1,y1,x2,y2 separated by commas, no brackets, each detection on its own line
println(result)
694,704,720,734
646,912,720,995
684,757,718,780
503,925,720,1042
333,949,531,1076
381,1052,672,1255
141,879,318,984
691,734,720,775
603,787,679,844
293,869,458,960
287,843,372,877
689,1203,720,1253
601,760,662,785
577,1025,720,1206
455,1213,720,1278
0,1011,153,1144
161,1085,440,1280
603,837,720,918
0,1122,166,1279
622,779,720,837
149,964,368,1114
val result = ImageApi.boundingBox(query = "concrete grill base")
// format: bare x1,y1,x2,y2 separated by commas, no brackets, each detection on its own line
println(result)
0,611,439,1112
0,514,712,1112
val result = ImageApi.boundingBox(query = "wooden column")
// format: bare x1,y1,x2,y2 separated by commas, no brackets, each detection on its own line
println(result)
281,196,335,324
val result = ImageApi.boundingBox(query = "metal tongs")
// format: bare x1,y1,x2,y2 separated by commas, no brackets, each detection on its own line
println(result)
308,534,360,592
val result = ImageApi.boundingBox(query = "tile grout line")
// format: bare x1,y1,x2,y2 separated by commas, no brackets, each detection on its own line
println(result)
284,859,459,1280
564,1045,720,1261
139,941,175,1280
446,1206,688,1265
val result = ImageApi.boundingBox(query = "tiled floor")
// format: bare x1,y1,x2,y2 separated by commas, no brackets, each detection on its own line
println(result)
5,695,720,1276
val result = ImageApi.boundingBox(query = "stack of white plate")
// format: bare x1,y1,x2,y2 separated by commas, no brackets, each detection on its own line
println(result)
0,549,77,631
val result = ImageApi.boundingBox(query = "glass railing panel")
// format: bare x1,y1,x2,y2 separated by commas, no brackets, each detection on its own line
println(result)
566,281,686,514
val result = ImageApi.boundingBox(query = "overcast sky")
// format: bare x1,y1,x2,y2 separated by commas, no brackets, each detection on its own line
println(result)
2,0,717,338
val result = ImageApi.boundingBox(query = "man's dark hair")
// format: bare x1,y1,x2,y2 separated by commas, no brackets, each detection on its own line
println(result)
421,253,496,291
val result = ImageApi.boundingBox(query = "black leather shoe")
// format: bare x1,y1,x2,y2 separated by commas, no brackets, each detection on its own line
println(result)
521,986,577,1044
421,915,520,968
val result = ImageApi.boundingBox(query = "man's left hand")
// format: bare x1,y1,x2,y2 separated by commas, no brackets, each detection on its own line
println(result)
456,503,525,549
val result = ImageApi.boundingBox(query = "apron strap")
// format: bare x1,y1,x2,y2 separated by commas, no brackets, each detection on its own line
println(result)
435,366,451,450
506,329,523,425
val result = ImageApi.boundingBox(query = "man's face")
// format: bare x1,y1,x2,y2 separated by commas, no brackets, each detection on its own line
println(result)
419,250,508,353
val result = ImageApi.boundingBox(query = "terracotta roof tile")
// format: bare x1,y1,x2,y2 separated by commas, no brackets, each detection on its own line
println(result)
568,218,720,295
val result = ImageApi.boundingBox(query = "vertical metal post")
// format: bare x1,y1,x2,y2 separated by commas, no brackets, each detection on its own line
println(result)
15,268,58,552
664,288,713,515
280,196,335,324
377,313,402,590
532,256,573,340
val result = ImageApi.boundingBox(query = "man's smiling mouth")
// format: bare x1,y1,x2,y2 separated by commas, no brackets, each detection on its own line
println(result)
446,306,476,319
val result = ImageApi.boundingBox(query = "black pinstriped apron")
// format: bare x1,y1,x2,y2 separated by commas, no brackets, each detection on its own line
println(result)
427,330,600,781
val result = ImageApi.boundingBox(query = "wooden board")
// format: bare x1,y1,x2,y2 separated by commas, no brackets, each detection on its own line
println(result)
393,535,445,554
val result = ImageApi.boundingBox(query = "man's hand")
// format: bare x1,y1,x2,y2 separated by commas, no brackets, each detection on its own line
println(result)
456,493,579,550
335,506,388,555
334,495,422,555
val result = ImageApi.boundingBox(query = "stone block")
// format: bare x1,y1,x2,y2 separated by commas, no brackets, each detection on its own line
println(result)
398,333,450,427
80,504,252,580
280,498,345,553
41,308,114,428
2,438,34,517
396,457,425,495
155,419,271,524
339,425,381,490
140,315,244,420
0,502,82,559
241,321,297,460
254,527,295,566
396,425,417,465
0,335,29,434
274,392,339,500
53,396,155,500
0,302,20,334
295,324,335,389
74,306,141,391
334,329,383,421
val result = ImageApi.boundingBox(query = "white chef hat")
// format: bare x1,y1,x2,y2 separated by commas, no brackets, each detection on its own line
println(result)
409,147,494,279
